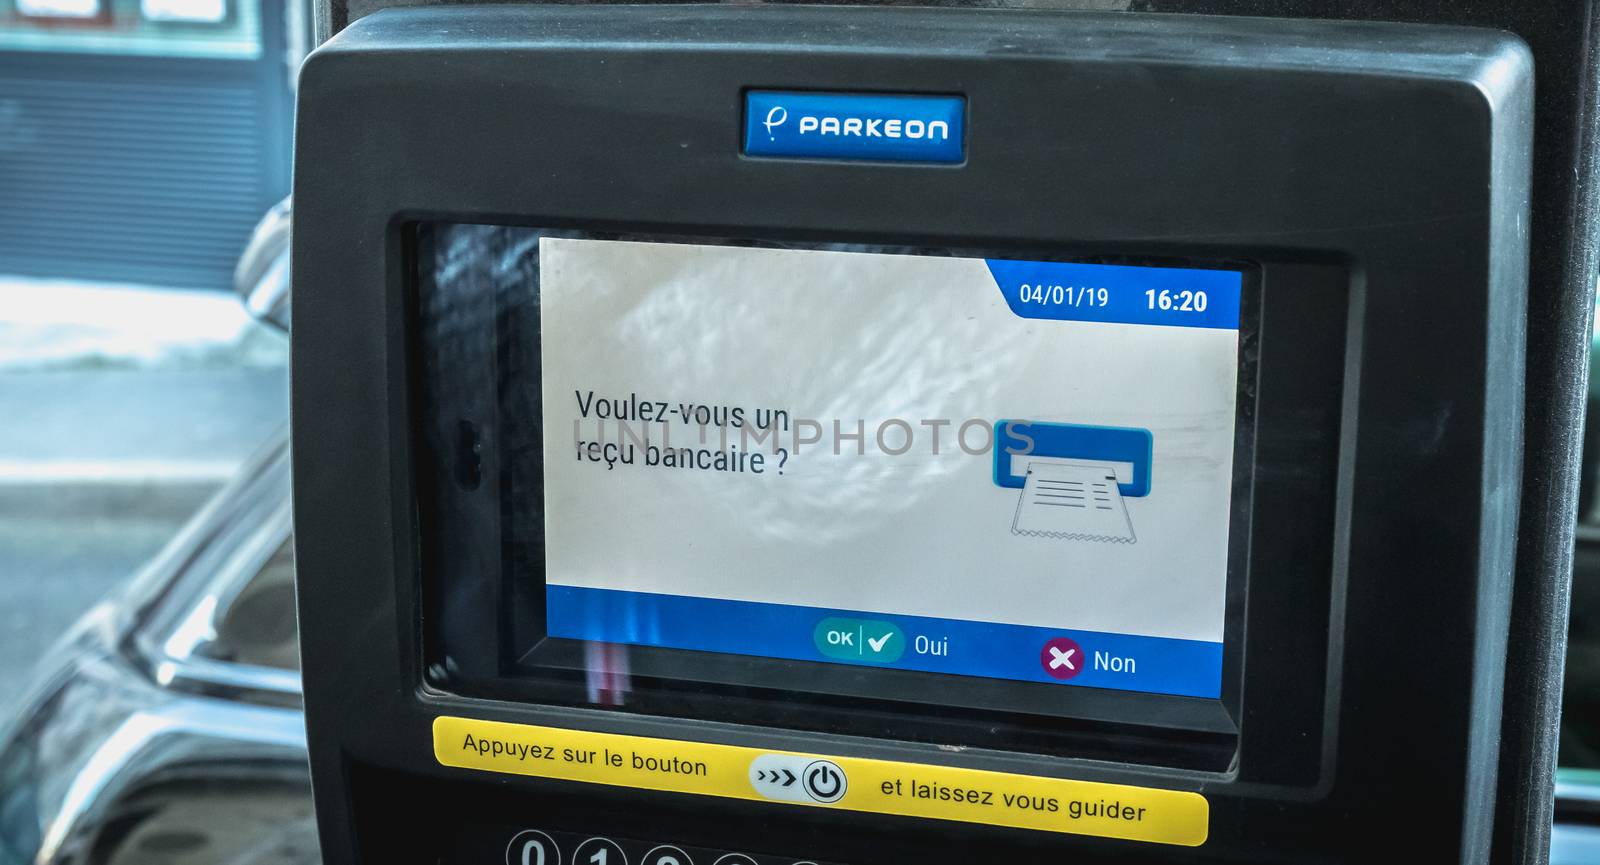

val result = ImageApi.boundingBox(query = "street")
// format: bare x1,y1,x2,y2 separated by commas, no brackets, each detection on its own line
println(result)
0,322,286,707
0,515,180,699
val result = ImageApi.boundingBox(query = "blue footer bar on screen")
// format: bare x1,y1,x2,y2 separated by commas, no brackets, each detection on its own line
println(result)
545,585,1223,699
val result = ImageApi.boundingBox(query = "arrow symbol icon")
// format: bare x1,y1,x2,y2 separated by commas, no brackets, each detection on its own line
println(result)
755,767,797,787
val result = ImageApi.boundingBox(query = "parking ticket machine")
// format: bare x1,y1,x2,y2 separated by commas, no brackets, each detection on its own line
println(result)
289,2,1597,862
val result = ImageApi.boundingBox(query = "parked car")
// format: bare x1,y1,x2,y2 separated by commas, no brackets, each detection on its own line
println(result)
0,202,310,865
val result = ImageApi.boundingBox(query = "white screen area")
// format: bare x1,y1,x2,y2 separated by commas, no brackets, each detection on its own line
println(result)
538,238,1241,695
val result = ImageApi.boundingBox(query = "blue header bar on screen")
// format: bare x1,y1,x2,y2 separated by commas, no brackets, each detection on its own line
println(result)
744,91,965,163
986,259,1243,329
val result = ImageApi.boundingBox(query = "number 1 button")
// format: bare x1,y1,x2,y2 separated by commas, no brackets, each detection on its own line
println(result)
574,837,628,865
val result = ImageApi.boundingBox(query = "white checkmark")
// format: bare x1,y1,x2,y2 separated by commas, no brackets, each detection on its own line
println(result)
866,633,892,653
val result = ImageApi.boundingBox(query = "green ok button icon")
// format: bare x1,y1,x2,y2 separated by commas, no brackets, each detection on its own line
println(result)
813,617,905,663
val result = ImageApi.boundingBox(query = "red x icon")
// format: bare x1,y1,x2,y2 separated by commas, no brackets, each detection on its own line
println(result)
1040,637,1085,680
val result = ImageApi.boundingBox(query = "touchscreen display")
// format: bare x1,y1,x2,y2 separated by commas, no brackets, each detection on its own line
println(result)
538,238,1243,700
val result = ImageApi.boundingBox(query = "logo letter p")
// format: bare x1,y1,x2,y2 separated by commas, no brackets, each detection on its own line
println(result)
763,105,788,138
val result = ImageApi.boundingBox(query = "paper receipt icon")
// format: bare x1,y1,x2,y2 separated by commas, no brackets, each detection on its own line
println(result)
1011,461,1137,544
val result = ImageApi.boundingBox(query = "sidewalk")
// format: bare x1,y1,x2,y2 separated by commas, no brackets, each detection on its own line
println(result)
0,277,287,520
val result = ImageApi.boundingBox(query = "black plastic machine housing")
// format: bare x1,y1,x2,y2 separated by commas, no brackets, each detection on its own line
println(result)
291,5,1541,863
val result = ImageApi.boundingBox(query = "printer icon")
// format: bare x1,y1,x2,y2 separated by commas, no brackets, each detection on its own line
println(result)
993,421,1153,544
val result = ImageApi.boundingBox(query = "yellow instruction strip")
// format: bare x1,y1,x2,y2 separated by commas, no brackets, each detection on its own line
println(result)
433,716,1208,847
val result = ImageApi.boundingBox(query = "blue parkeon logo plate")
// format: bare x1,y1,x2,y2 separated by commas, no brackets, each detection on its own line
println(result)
744,91,965,163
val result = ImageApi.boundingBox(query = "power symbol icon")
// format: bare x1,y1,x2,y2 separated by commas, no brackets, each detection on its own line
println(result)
802,760,847,803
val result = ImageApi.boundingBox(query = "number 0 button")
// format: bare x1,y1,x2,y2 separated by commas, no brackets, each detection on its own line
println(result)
574,837,627,865
506,830,561,865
